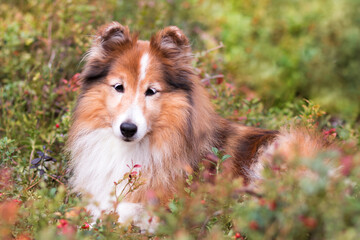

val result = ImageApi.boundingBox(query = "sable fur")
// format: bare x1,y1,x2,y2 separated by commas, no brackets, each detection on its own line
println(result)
66,22,330,230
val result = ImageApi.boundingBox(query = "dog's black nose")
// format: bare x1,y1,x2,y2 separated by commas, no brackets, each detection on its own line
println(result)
120,122,137,138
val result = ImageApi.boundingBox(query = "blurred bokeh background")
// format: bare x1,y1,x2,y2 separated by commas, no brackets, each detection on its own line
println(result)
1,1,360,239
1,0,359,122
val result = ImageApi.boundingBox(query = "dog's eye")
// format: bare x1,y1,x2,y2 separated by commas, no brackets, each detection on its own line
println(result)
113,83,124,93
145,88,157,96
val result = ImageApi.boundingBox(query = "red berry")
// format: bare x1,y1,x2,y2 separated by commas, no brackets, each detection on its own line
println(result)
201,199,206,205
235,232,242,239
81,222,90,229
57,219,68,229
59,219,67,225
55,123,60,128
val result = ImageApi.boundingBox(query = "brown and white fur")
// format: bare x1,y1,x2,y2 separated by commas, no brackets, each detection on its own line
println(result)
66,22,330,231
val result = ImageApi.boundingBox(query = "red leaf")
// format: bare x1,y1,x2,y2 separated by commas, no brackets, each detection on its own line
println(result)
341,156,353,176
258,198,266,206
268,200,277,211
249,220,259,230
299,216,317,229
12,199,22,204
216,76,223,84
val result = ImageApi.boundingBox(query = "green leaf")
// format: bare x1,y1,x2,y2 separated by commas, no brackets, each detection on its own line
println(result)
49,188,57,198
212,147,219,155
221,154,232,162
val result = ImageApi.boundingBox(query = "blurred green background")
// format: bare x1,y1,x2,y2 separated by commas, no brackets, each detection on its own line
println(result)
1,0,359,124
1,1,360,239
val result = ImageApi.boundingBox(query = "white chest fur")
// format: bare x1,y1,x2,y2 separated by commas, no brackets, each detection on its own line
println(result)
69,128,159,229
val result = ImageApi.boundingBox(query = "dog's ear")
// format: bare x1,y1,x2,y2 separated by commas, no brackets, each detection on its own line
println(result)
95,22,132,53
81,22,134,84
150,26,194,92
150,26,192,63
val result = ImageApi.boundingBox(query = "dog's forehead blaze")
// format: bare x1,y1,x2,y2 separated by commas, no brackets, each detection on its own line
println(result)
106,42,164,92
108,53,142,89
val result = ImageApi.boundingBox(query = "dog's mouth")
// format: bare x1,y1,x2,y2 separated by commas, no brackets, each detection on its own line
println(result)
120,133,149,143
123,138,133,142
121,135,144,143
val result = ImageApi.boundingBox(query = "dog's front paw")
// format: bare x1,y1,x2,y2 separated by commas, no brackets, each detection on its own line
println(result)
117,202,158,234
133,212,159,234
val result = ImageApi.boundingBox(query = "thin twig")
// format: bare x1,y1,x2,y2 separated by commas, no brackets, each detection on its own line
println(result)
234,187,264,199
203,42,224,55
198,210,223,238
28,140,35,182
26,179,41,191
201,74,224,83
47,173,65,185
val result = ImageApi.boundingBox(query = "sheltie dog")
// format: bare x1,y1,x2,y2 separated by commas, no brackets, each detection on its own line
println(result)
67,22,330,231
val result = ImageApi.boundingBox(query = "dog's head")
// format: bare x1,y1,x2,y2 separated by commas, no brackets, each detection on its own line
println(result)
74,22,195,143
